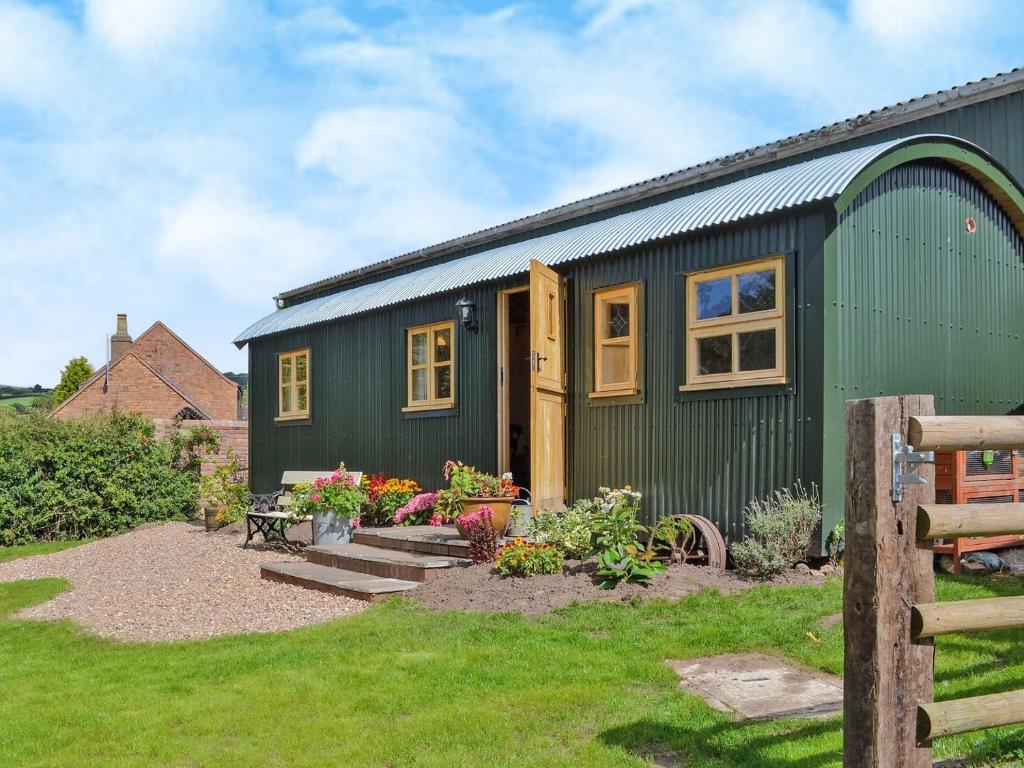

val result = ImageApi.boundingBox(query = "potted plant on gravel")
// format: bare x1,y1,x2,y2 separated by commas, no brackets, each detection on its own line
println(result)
290,464,368,545
199,449,249,532
442,460,519,539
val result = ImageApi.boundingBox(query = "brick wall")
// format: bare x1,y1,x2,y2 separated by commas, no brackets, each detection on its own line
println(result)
131,324,240,420
154,418,249,480
53,355,190,420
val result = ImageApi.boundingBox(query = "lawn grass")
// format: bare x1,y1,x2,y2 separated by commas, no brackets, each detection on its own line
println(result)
0,395,42,408
0,539,94,563
1,558,1023,767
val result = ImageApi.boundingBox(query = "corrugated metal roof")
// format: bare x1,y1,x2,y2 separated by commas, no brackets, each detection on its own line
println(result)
277,68,1024,303
233,134,950,344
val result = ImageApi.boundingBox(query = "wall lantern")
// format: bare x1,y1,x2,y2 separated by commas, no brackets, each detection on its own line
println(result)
455,296,478,332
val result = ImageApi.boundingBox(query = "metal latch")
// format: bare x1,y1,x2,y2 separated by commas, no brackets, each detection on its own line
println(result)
892,433,934,502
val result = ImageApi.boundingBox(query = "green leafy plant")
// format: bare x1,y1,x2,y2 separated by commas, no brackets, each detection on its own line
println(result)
826,519,845,567
527,499,599,558
585,484,665,588
731,482,823,577
290,465,368,522
432,488,463,525
199,449,249,524
594,543,666,589
494,538,563,576
651,515,695,548
649,515,695,563
52,356,95,403
590,502,642,553
0,410,211,544
442,460,518,499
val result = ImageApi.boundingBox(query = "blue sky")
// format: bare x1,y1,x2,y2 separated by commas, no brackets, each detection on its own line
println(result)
2,0,1024,384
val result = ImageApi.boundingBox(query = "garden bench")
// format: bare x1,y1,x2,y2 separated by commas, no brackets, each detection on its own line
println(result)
244,470,363,548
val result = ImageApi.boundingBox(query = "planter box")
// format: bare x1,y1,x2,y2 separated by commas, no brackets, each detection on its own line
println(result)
312,510,355,545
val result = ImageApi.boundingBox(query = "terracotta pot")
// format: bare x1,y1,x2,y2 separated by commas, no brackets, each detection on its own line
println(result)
203,507,225,532
455,498,511,539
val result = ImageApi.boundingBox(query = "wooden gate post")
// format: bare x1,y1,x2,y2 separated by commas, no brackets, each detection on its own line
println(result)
844,395,936,768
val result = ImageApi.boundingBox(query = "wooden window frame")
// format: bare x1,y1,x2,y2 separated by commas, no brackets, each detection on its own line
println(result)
404,320,456,412
276,348,311,421
681,256,786,392
590,283,640,399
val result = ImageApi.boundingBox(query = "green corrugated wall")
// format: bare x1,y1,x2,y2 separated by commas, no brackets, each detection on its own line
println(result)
248,279,518,495
819,160,1024,530
249,212,829,542
564,212,827,539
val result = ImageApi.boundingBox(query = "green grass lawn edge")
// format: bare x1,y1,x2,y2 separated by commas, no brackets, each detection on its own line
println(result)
1,556,1023,766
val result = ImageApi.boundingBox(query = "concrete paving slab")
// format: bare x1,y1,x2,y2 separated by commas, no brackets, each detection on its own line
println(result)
666,653,843,721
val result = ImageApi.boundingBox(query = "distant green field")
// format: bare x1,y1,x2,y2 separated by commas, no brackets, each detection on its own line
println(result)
0,396,42,408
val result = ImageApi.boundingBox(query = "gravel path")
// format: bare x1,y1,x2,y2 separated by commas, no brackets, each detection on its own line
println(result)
0,522,365,642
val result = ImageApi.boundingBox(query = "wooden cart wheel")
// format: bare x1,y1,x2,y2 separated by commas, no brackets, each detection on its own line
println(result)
682,514,727,570
644,513,727,570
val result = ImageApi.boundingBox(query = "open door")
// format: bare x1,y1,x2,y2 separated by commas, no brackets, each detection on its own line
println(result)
529,259,566,510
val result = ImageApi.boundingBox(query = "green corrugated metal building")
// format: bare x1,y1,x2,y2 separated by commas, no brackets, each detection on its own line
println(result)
236,71,1024,548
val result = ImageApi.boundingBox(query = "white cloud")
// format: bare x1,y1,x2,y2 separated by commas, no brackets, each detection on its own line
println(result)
157,186,336,301
849,0,979,49
296,105,512,246
0,1,79,106
85,0,231,57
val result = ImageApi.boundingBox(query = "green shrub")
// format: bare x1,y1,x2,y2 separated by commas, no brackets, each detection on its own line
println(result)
199,448,249,525
588,486,665,588
594,543,665,589
527,499,598,558
730,483,823,577
0,410,217,544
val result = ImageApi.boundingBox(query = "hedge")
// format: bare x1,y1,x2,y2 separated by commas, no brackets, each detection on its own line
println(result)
0,410,219,545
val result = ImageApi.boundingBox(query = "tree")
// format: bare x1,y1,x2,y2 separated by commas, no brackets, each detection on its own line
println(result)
53,357,95,403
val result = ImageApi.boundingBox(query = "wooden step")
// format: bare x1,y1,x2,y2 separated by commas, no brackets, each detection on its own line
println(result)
260,562,419,602
352,526,474,559
305,542,467,582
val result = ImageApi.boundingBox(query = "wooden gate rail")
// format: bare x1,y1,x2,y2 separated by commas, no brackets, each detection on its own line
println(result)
844,397,1024,768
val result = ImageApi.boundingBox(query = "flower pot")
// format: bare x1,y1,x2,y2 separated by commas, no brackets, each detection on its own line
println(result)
203,507,225,532
312,510,355,545
455,498,511,539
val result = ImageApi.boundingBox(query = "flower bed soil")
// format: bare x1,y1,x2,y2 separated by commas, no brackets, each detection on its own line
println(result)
415,559,830,615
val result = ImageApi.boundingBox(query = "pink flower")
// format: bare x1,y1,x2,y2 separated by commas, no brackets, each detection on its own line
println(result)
429,515,442,527
311,494,321,503
351,517,361,528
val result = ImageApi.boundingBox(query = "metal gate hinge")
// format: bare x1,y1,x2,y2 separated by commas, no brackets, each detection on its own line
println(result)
892,433,934,502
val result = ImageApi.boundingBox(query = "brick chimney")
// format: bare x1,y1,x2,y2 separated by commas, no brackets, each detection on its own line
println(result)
110,314,133,361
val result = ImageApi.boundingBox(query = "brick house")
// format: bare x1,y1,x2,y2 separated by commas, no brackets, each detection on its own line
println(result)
52,315,243,422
